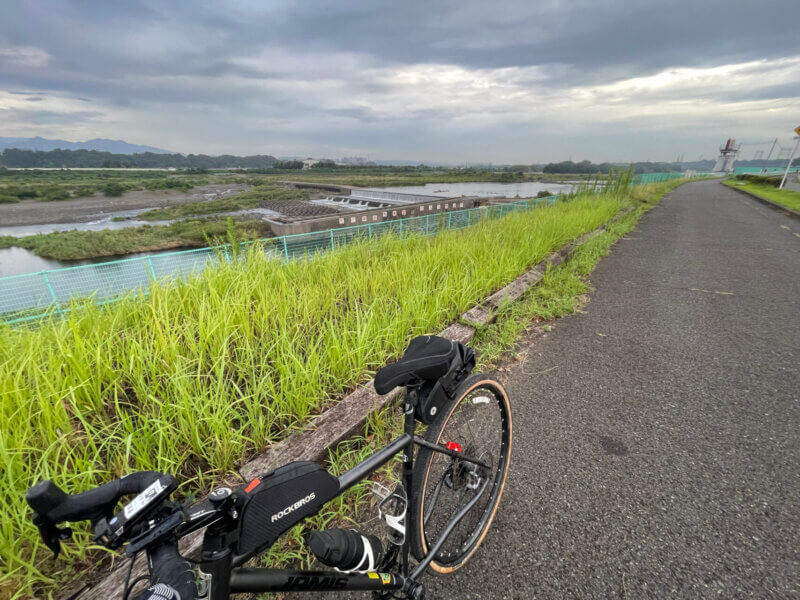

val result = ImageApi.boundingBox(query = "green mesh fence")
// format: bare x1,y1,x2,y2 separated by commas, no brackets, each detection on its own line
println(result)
633,172,685,184
732,166,800,175
1,175,677,326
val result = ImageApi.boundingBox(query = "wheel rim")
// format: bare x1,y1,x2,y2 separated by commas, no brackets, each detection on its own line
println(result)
418,380,511,567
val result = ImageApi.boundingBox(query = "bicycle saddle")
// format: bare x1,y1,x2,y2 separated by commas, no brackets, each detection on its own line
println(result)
374,336,457,394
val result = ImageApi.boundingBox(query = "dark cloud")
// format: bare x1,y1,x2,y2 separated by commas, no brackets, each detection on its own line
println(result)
0,107,103,124
0,0,797,160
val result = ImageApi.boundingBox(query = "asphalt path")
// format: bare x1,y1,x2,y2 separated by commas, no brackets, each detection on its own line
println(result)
422,180,799,598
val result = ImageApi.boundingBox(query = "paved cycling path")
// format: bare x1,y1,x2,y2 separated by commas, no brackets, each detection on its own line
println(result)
427,180,799,598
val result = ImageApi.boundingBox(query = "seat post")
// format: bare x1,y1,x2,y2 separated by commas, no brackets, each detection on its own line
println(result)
404,386,420,409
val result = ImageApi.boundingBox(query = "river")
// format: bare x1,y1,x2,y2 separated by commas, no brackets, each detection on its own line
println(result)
365,181,576,198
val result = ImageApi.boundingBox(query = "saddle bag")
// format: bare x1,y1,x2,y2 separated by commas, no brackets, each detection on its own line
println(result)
236,461,339,559
415,341,475,424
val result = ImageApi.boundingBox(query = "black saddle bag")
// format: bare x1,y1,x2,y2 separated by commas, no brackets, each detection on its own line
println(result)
416,341,475,424
236,461,339,559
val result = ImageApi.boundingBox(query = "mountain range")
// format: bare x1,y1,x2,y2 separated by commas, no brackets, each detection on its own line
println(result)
0,136,171,154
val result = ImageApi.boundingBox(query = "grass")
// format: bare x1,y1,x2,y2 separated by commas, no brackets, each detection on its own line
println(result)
0,175,688,599
135,182,307,221
0,219,272,261
723,179,800,213
0,170,209,203
0,190,625,598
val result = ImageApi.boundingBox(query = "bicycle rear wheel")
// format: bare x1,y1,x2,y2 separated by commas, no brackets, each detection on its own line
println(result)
408,374,512,573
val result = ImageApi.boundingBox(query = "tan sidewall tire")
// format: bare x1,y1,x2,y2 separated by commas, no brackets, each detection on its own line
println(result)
415,377,512,574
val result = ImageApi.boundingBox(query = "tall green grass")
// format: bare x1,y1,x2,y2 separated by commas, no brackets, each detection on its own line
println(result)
1,187,634,598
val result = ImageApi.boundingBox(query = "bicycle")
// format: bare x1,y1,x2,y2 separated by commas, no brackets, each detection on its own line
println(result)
26,335,512,600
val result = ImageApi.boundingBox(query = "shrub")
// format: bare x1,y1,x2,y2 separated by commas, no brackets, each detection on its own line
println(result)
70,185,97,198
536,190,553,198
39,189,71,201
103,182,126,197
16,188,38,199
736,174,781,187
0,194,19,203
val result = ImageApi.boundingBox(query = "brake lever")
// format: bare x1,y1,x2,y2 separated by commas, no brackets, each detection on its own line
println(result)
31,512,72,558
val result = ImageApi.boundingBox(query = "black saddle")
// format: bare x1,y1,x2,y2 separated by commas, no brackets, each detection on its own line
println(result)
374,336,460,395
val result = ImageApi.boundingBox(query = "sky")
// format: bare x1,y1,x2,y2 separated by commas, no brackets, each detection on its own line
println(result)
0,0,798,163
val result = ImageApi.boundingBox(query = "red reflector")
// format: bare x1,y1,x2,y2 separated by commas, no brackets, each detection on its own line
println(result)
244,478,261,493
446,442,462,453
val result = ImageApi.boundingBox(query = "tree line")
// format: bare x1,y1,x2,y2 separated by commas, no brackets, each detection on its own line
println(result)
3,148,793,173
0,148,278,169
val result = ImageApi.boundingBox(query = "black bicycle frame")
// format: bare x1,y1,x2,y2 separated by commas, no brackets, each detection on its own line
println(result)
201,390,489,599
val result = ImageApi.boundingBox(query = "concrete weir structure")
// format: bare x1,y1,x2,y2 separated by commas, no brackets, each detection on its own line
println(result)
270,181,476,236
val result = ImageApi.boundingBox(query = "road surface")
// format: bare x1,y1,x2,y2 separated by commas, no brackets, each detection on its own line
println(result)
424,180,799,598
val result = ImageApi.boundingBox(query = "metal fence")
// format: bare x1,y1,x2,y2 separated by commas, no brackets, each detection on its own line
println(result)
732,166,800,175
0,173,685,326
634,172,684,184
1,197,555,325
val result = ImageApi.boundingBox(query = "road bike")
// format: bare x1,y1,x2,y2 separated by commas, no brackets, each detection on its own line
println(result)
27,335,512,599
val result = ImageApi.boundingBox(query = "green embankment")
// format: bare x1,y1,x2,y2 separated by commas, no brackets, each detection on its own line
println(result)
0,219,272,261
723,179,800,213
1,180,674,598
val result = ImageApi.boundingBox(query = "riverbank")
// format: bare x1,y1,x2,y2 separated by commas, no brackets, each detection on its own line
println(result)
134,181,311,220
0,182,251,226
0,218,271,260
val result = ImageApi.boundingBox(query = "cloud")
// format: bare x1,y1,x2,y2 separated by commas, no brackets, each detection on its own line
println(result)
0,0,797,161
0,107,102,124
0,44,50,68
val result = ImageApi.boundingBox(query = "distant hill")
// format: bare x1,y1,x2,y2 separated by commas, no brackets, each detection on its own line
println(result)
0,136,172,154
0,148,277,169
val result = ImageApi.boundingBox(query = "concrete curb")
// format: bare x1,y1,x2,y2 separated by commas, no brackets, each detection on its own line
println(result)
68,211,624,600
725,183,800,221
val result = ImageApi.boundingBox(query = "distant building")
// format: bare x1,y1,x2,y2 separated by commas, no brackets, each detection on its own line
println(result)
302,158,321,170
713,139,740,173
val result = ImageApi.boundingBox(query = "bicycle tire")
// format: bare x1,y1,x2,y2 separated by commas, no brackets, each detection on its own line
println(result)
408,373,512,574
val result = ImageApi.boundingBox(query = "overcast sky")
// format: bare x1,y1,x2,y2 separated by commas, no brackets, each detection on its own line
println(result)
1,0,798,163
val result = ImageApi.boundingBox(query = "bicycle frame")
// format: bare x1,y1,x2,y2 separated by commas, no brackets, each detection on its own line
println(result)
199,390,491,599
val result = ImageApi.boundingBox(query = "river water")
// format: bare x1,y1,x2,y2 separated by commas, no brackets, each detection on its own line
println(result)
0,246,185,278
0,207,283,277
365,181,576,198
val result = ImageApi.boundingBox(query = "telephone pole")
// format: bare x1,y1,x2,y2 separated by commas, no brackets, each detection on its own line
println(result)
778,137,799,189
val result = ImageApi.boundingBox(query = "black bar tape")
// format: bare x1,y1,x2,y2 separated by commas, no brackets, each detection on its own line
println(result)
27,471,163,525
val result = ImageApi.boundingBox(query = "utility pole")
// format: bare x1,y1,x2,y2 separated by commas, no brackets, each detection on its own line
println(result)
778,136,799,189
766,138,778,161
